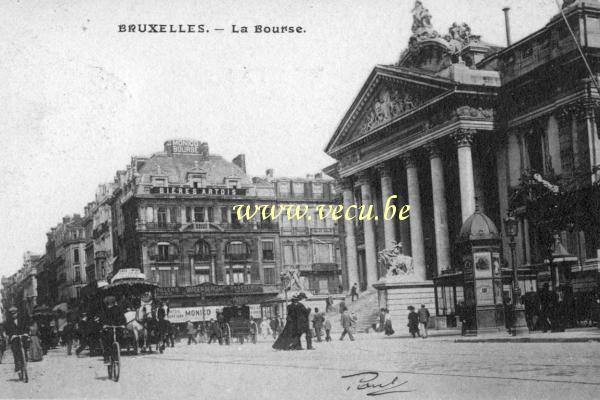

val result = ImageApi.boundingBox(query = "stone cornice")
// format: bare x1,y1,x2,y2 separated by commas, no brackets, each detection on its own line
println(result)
337,119,494,178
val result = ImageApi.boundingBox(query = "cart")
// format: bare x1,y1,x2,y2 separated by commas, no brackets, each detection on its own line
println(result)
221,306,257,345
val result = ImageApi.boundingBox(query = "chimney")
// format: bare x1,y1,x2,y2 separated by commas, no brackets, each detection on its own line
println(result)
306,174,314,180
62,216,71,224
232,154,246,173
502,7,511,46
266,169,274,178
315,172,323,180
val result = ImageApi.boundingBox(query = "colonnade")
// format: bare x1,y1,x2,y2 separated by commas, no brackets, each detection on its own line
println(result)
340,128,477,289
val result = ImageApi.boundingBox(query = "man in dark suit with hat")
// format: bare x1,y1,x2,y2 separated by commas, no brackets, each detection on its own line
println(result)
295,292,314,350
5,307,30,372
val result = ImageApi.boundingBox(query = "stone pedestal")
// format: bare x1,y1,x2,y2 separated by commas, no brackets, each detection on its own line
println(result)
372,280,435,329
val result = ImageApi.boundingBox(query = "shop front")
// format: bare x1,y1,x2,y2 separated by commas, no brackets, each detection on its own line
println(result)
156,282,279,322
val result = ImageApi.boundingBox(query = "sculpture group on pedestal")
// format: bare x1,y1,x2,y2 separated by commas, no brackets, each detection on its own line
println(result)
377,241,416,282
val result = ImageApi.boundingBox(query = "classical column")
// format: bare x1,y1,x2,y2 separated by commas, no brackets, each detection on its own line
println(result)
356,171,379,287
584,102,600,183
401,153,426,281
452,129,476,222
376,163,396,250
339,179,360,290
426,142,451,275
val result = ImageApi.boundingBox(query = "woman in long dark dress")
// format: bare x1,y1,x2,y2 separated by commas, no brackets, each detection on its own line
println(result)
383,309,394,336
272,297,300,350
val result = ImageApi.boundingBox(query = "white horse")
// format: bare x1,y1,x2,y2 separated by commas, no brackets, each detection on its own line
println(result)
124,307,148,354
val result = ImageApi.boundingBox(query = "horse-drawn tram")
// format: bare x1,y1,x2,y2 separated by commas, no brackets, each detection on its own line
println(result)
81,268,172,356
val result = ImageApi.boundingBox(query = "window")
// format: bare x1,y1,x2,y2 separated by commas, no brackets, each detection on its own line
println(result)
262,241,274,261
190,256,211,284
158,244,170,261
100,260,106,279
221,207,230,223
73,248,80,265
263,267,276,284
195,240,211,262
230,265,246,284
207,207,214,222
146,207,154,223
231,208,241,226
315,243,332,263
153,178,167,187
157,208,168,227
226,179,240,189
194,207,205,222
283,245,295,265
74,266,81,282
226,241,250,260
186,207,192,223
169,207,178,223
312,182,323,198
293,182,305,196
279,181,290,196
298,245,310,265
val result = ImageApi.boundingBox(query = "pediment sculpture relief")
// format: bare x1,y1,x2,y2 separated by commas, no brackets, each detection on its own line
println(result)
358,87,422,135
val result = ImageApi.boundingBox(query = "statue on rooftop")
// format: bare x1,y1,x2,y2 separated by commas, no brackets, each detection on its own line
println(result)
410,1,439,40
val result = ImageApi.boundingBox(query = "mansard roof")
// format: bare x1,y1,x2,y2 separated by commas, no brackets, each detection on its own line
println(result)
137,153,254,187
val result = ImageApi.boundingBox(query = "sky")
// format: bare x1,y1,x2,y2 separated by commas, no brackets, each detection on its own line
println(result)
0,0,561,277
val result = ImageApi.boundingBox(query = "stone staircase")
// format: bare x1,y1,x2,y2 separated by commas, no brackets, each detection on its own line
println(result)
325,289,380,334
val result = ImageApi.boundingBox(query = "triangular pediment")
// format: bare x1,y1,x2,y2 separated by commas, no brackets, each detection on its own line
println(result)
325,66,453,155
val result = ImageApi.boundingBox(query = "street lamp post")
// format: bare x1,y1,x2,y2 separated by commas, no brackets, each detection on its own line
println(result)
504,214,520,336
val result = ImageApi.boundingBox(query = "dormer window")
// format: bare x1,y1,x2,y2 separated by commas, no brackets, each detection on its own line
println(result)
225,178,240,189
152,177,167,187
187,173,206,188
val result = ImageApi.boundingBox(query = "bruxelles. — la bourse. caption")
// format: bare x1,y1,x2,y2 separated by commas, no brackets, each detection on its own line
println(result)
118,24,305,34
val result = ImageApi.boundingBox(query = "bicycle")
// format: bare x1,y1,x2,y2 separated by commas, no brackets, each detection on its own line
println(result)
11,334,30,383
103,325,125,382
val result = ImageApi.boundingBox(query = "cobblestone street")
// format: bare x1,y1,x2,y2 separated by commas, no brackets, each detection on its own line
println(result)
2,334,600,400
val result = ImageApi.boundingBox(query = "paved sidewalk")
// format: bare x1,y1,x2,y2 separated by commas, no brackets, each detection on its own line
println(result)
368,327,600,343
454,327,600,343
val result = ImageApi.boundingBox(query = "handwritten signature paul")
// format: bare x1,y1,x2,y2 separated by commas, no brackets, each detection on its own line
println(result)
341,371,412,397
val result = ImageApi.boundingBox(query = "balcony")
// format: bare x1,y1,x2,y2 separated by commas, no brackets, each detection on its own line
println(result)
136,222,182,232
138,221,279,233
149,255,180,263
95,250,108,259
280,227,309,236
310,227,336,235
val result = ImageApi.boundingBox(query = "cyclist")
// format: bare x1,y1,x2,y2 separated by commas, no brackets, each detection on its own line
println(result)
4,307,30,375
100,296,126,364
